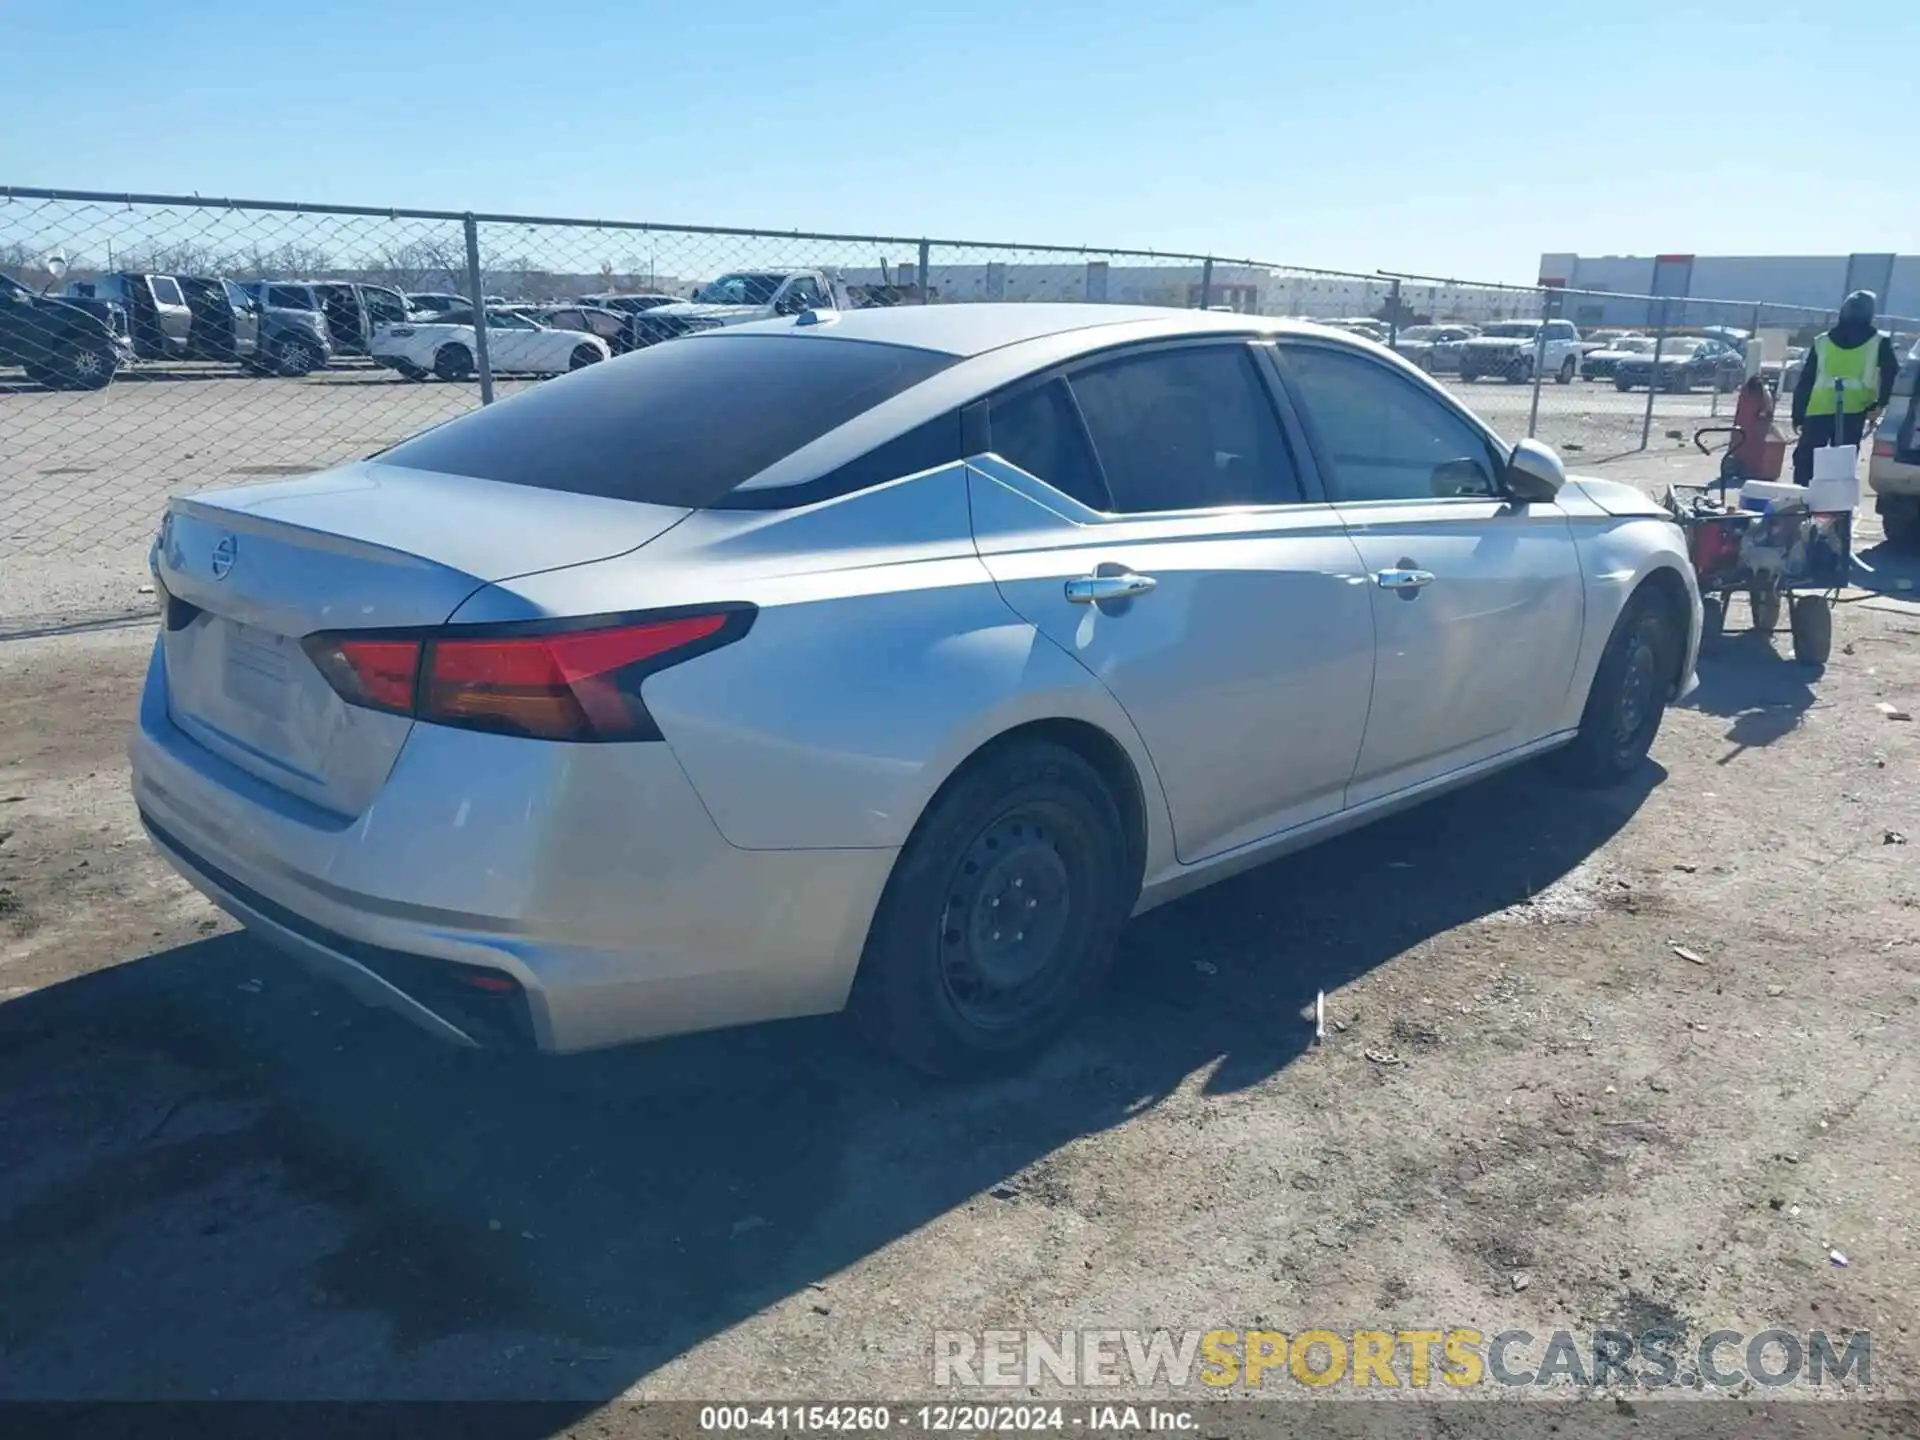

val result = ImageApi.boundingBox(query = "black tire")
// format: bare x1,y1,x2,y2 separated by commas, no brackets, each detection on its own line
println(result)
1615,377,1633,393
1557,591,1677,788
1459,368,1479,383
568,342,603,372
275,337,322,377
1506,357,1532,384
1557,356,1576,385
1749,585,1781,636
1882,506,1920,549
43,341,117,391
433,344,474,382
392,359,429,382
1665,373,1689,395
1790,596,1832,667
849,739,1135,1077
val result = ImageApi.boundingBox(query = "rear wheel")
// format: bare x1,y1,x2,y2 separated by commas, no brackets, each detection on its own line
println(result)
433,343,474,382
568,342,603,372
1615,377,1633,392
1790,596,1833,667
1557,356,1576,385
1882,506,1920,549
1557,590,1678,788
849,739,1134,1077
275,336,322,377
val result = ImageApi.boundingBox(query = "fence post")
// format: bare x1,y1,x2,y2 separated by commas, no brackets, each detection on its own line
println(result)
462,213,495,405
1527,287,1550,439
1199,256,1214,311
917,240,930,305
1387,278,1401,347
1640,297,1669,451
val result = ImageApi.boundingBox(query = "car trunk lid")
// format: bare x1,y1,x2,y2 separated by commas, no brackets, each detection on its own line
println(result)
154,461,690,816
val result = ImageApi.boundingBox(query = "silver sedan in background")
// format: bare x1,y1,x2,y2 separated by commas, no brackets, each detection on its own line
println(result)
132,305,1701,1075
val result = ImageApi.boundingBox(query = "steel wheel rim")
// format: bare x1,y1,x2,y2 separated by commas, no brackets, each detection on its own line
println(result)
937,806,1077,1031
1614,628,1658,757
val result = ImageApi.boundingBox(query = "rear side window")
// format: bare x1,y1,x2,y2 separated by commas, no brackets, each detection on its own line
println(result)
377,334,956,507
1895,358,1918,398
267,286,314,310
1067,345,1304,512
987,379,1107,509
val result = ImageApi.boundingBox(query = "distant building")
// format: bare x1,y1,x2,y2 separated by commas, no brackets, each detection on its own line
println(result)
1537,252,1919,327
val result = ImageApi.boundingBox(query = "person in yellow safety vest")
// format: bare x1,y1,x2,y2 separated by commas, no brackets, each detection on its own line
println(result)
1791,289,1899,484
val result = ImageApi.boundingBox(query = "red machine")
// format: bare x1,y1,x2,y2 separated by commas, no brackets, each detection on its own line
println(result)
1695,378,1786,486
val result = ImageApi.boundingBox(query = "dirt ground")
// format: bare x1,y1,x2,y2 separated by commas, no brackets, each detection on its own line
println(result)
2,453,1918,1426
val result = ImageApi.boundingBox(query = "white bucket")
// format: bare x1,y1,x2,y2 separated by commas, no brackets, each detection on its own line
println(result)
1808,442,1860,511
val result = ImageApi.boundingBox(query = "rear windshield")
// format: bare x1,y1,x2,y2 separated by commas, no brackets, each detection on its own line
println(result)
376,333,957,507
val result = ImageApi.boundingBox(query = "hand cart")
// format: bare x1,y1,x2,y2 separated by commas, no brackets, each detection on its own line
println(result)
1675,381,1854,666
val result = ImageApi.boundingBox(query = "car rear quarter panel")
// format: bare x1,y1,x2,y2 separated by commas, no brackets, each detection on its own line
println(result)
448,466,1174,864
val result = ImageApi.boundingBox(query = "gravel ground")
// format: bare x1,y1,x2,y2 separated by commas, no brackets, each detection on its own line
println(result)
1,448,1918,1424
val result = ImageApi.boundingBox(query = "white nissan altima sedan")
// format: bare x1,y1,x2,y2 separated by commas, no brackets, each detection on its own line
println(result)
371,306,610,382
134,304,1701,1075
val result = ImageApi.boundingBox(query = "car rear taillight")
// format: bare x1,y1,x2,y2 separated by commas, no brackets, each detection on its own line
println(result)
1874,438,1895,458
301,608,752,742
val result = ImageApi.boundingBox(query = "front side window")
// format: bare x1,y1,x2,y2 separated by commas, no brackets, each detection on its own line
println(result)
1066,345,1304,512
149,276,185,306
1280,345,1501,503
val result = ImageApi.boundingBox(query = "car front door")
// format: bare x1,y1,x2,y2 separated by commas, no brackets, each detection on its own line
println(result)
222,281,260,358
968,341,1377,864
1273,340,1586,805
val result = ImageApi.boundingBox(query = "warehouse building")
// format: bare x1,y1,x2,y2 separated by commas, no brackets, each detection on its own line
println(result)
1537,252,1919,327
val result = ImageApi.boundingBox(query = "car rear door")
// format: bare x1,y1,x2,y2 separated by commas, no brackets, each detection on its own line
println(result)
1272,340,1585,805
968,340,1377,865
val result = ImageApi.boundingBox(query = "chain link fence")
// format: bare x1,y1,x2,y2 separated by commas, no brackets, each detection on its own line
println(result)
4,185,1915,626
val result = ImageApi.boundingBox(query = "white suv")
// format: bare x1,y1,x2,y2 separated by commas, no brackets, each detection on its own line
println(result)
1868,343,1920,548
1458,319,1584,385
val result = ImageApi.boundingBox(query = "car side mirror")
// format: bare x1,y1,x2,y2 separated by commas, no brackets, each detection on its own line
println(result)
1505,439,1567,503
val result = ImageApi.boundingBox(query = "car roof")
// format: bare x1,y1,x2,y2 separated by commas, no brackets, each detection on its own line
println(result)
705,302,1341,359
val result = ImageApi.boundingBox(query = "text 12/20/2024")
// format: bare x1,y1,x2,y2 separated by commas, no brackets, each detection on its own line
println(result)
699,1405,1195,1433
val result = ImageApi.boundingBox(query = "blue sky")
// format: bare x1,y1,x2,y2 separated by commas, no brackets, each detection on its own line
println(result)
3,0,1913,282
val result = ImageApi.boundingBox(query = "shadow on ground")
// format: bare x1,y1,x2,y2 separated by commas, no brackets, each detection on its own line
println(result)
0,761,1659,1414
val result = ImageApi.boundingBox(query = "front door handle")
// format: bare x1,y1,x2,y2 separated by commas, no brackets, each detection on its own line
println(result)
1375,568,1435,591
1065,573,1158,604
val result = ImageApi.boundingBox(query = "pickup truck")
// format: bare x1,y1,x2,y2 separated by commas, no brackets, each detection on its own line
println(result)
631,268,840,346
1458,319,1585,385
1,273,127,389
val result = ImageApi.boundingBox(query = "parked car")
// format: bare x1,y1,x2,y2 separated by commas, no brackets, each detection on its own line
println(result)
1458,319,1585,384
0,273,126,389
632,269,839,346
1612,338,1744,394
406,292,472,316
244,281,368,361
133,304,1700,1075
1868,345,1920,548
178,276,263,365
63,272,192,360
1762,346,1808,398
1580,335,1657,381
573,292,680,315
238,283,338,376
1392,324,1479,373
369,307,611,381
530,304,632,353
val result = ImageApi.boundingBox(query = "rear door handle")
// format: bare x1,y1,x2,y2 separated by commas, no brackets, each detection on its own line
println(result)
1065,573,1158,603
1375,568,1435,591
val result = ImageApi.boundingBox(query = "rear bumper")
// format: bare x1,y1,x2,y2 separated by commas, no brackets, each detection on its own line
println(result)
1868,452,1920,499
129,637,896,1053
